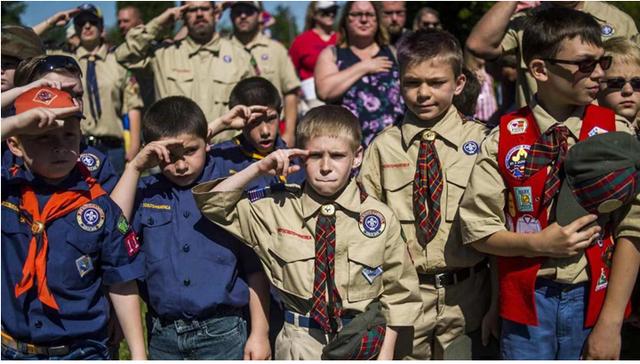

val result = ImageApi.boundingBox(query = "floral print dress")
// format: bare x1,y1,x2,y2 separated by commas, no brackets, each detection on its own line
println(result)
335,46,404,146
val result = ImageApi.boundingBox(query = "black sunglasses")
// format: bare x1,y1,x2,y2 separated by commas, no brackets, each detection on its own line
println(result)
601,77,640,91
318,8,337,17
33,55,83,79
543,56,612,73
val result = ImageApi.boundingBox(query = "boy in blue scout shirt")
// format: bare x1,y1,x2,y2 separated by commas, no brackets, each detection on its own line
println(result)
210,76,305,190
1,86,146,360
110,95,272,360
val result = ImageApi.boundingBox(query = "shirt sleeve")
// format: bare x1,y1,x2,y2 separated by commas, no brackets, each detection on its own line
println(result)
458,129,508,245
278,45,301,94
358,140,384,201
121,72,144,113
114,17,164,69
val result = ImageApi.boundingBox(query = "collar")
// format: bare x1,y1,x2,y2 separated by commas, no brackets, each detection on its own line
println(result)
400,106,465,150
231,32,269,51
301,179,361,219
76,43,108,61
530,97,584,139
186,33,221,58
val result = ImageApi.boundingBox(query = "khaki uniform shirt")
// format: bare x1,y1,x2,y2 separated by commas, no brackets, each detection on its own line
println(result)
458,98,640,284
501,1,640,108
193,179,423,327
231,33,301,96
359,107,489,274
115,18,255,143
59,45,143,139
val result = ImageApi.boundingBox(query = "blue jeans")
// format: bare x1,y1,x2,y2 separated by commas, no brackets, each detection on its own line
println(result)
148,314,247,360
501,279,592,359
1,339,110,360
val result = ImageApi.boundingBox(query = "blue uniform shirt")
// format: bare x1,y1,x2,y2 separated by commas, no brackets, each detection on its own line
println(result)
210,135,306,191
1,165,144,345
1,143,118,193
132,154,262,320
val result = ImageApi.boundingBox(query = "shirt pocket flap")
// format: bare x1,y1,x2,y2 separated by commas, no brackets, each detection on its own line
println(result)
382,167,414,192
65,227,100,254
445,170,470,222
347,244,384,268
269,237,315,263
382,168,415,222
140,209,172,227
347,242,384,302
166,69,194,82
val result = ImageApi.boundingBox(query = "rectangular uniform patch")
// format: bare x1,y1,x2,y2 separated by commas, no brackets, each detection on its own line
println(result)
362,266,383,284
117,215,129,234
124,231,140,257
277,227,312,240
142,202,171,210
76,255,94,277
514,186,534,212
382,162,410,169
1,200,20,213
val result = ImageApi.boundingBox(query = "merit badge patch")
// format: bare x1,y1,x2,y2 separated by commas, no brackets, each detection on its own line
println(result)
124,231,140,257
362,266,383,284
595,268,608,291
359,210,386,238
504,145,530,179
75,255,94,277
223,55,232,63
462,141,479,155
33,88,58,106
76,203,105,232
507,118,528,135
601,24,615,37
117,214,129,234
516,214,541,234
514,186,534,212
587,126,608,137
79,153,100,172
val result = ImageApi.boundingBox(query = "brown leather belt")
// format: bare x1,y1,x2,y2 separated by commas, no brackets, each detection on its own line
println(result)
1,331,70,356
418,259,489,288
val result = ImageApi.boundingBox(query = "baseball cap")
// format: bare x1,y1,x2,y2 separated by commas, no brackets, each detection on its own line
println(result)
73,3,104,29
317,1,338,10
1,25,45,60
15,87,83,119
231,1,262,11
555,132,640,226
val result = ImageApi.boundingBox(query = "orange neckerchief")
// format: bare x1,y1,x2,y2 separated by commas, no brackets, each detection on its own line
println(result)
14,164,106,310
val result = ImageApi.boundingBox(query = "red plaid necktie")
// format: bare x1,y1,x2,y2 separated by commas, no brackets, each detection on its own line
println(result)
310,204,343,333
413,131,443,246
523,123,570,208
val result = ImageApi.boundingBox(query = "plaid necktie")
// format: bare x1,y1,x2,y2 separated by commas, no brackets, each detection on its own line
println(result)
523,123,569,207
86,56,102,120
413,131,443,246
310,204,343,333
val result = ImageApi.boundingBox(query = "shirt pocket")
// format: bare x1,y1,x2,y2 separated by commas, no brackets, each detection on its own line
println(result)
268,235,315,299
381,167,415,222
445,170,471,222
347,242,384,302
140,209,173,263
166,69,194,96
60,227,102,289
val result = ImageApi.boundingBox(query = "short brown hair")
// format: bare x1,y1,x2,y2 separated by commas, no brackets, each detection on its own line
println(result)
603,37,640,68
296,105,361,151
397,29,463,77
337,1,389,48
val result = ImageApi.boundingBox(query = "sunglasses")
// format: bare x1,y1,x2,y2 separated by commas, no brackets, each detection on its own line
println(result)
231,5,258,17
75,17,101,28
33,55,83,79
1,59,20,70
318,9,337,17
601,77,640,91
543,56,612,74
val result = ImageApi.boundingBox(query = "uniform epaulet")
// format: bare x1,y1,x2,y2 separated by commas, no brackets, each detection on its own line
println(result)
246,182,301,202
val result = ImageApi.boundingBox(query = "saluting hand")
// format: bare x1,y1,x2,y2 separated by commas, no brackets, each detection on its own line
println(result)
158,4,189,26
129,138,183,172
2,105,81,140
47,7,81,28
257,148,308,177
534,215,601,258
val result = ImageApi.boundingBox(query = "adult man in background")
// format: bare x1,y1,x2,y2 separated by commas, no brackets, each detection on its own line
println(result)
382,1,408,47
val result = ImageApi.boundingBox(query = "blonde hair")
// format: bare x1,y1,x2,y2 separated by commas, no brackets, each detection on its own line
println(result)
337,1,389,48
603,37,640,68
296,105,362,151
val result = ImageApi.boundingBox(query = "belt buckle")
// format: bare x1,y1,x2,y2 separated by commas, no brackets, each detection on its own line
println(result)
48,345,68,356
434,273,445,289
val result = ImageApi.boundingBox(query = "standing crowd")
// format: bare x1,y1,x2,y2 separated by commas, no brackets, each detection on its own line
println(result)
1,0,640,361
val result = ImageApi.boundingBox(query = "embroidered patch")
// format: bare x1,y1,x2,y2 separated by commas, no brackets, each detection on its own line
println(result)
142,202,171,210
514,186,534,212
504,144,530,179
117,214,129,234
223,55,232,63
261,53,269,61
602,245,614,268
2,200,20,213
277,227,312,240
382,162,410,169
462,141,479,155
507,191,516,217
595,268,608,291
75,255,94,277
32,89,58,106
516,214,541,234
76,203,105,232
248,187,269,202
124,231,140,257
587,126,608,137
507,118,528,135
505,214,514,231
362,266,383,284
359,210,386,238
79,153,100,172
601,24,615,37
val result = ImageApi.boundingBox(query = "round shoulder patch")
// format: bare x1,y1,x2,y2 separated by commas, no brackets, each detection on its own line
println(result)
462,141,479,155
601,24,615,37
79,153,101,172
359,209,386,238
223,55,232,63
76,203,105,232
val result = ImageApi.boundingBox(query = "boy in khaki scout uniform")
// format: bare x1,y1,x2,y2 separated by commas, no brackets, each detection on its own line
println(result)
115,1,255,144
193,105,423,360
229,1,301,147
467,1,639,108
358,30,492,360
458,8,640,359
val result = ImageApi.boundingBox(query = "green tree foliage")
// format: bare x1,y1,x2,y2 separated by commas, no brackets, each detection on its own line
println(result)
1,1,26,26
270,4,298,48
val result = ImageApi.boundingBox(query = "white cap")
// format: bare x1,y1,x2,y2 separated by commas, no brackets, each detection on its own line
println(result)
316,1,338,10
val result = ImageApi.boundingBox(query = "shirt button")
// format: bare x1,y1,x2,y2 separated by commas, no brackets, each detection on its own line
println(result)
183,244,190,253
422,131,436,141
183,279,191,287
183,211,190,218
147,217,154,225
34,320,43,328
